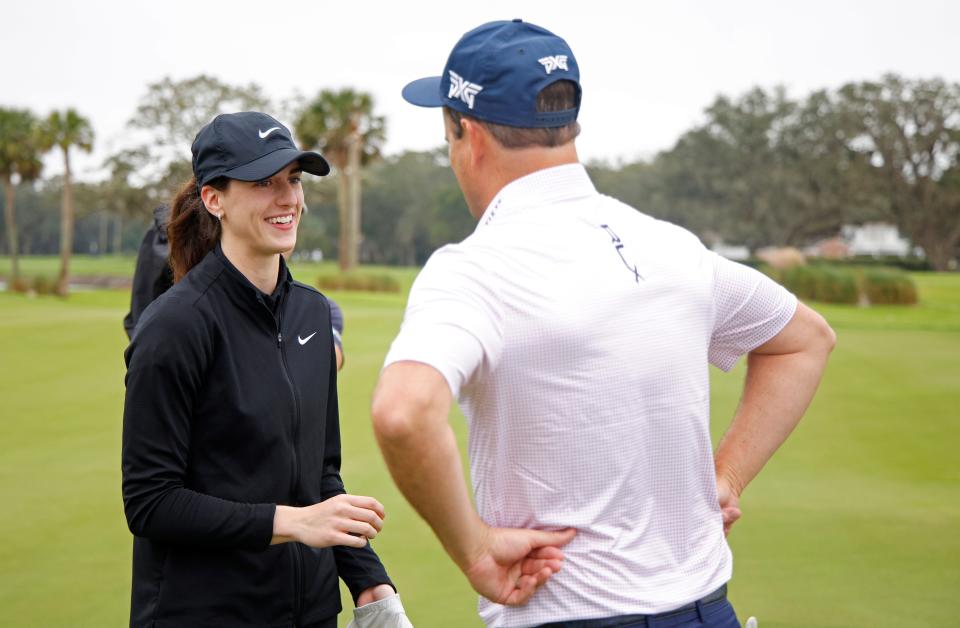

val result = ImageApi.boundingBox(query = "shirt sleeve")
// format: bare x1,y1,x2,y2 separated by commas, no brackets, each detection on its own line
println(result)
708,252,799,371
383,246,503,398
122,300,276,549
327,297,344,350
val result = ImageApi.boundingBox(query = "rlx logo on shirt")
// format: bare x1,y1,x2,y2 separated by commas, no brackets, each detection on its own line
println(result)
600,224,644,283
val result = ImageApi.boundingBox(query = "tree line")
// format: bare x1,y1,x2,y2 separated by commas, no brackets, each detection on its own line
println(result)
2,73,958,292
1,109,93,294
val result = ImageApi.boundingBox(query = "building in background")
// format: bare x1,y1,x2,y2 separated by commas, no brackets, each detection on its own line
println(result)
842,222,913,257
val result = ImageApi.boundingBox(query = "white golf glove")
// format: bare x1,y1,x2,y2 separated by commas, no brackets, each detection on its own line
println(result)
346,593,413,628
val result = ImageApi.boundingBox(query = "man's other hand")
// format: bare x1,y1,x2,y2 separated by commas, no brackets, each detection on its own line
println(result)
716,477,742,536
463,526,576,606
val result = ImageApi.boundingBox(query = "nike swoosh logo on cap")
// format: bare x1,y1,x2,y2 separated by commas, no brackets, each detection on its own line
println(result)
259,127,281,139
298,331,318,345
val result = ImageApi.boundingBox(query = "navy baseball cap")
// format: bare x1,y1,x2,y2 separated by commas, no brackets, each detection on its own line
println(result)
402,19,581,128
191,112,330,191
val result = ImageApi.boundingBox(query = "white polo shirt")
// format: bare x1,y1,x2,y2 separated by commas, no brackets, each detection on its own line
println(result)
384,164,797,627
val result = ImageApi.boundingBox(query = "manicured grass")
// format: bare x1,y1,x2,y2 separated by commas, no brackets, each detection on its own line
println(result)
0,254,138,279
0,255,421,293
1,270,958,627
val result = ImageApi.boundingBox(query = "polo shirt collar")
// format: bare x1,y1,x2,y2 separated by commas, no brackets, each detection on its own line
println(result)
477,163,597,228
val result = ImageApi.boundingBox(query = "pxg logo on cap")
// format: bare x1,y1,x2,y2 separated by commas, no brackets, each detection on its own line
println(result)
191,112,330,192
402,19,581,129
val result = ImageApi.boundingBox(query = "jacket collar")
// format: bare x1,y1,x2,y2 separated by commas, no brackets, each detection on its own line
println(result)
196,243,292,305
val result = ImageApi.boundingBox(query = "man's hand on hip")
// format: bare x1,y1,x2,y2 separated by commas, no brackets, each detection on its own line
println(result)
716,476,742,536
463,526,577,606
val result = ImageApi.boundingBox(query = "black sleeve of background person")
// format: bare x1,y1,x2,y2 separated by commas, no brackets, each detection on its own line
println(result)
327,298,344,335
320,336,394,600
121,302,275,549
123,206,174,339
327,297,344,352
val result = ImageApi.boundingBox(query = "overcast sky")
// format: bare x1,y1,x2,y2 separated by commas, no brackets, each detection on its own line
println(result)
3,0,958,180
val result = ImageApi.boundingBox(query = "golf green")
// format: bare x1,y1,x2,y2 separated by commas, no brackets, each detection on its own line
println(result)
0,269,956,627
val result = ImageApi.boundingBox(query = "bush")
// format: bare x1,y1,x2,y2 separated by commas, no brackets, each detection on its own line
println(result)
762,263,917,305
779,266,818,301
315,272,401,293
861,268,918,305
7,276,31,293
814,266,860,304
779,265,859,304
755,263,781,282
809,255,932,272
32,275,56,295
5,275,57,295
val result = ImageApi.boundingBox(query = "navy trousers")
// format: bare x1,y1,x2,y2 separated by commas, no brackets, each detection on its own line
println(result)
533,596,741,628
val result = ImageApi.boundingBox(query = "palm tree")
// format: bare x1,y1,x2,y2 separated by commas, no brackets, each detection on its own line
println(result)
0,108,43,284
39,109,94,296
295,89,385,270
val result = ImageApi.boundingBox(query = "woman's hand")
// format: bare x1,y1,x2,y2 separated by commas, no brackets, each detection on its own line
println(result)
272,494,385,548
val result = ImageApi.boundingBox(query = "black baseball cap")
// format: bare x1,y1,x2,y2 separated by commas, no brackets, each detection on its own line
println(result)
191,112,330,191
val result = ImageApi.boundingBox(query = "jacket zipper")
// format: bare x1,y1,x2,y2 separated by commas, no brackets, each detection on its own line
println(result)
275,290,301,502
261,290,303,624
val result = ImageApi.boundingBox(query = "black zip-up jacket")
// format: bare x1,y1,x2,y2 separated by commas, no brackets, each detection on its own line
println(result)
122,246,391,627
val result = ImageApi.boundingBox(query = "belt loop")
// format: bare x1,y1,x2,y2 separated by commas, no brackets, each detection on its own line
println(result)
695,599,706,623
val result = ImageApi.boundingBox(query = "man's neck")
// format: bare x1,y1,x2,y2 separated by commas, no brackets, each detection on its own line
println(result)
221,238,280,295
477,143,580,216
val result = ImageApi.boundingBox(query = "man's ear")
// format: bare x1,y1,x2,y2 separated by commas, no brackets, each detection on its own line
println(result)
462,118,489,168
200,185,225,219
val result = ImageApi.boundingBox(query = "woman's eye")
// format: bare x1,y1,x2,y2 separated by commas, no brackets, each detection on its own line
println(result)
290,177,302,185
255,179,272,187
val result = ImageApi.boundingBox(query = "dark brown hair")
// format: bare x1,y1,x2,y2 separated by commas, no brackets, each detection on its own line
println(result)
167,176,229,282
445,80,581,148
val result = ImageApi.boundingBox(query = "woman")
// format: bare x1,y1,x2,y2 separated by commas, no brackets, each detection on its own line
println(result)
122,112,405,627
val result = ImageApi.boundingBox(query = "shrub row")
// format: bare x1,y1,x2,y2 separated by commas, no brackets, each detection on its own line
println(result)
861,268,918,305
742,255,931,272
315,272,401,293
6,275,57,295
759,264,917,305
811,255,932,272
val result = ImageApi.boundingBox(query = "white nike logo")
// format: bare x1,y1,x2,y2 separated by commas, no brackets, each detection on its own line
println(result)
259,127,281,139
298,331,318,345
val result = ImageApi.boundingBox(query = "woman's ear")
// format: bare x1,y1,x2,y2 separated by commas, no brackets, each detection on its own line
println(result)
200,185,225,220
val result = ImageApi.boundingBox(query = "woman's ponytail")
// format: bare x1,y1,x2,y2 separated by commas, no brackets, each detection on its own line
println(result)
167,176,228,282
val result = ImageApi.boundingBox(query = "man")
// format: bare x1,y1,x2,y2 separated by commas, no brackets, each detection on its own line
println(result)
372,19,835,628
124,204,346,370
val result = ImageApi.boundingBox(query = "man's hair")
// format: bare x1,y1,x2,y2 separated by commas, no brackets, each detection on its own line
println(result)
445,80,581,149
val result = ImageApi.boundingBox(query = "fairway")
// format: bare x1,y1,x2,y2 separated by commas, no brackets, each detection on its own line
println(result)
0,269,958,627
